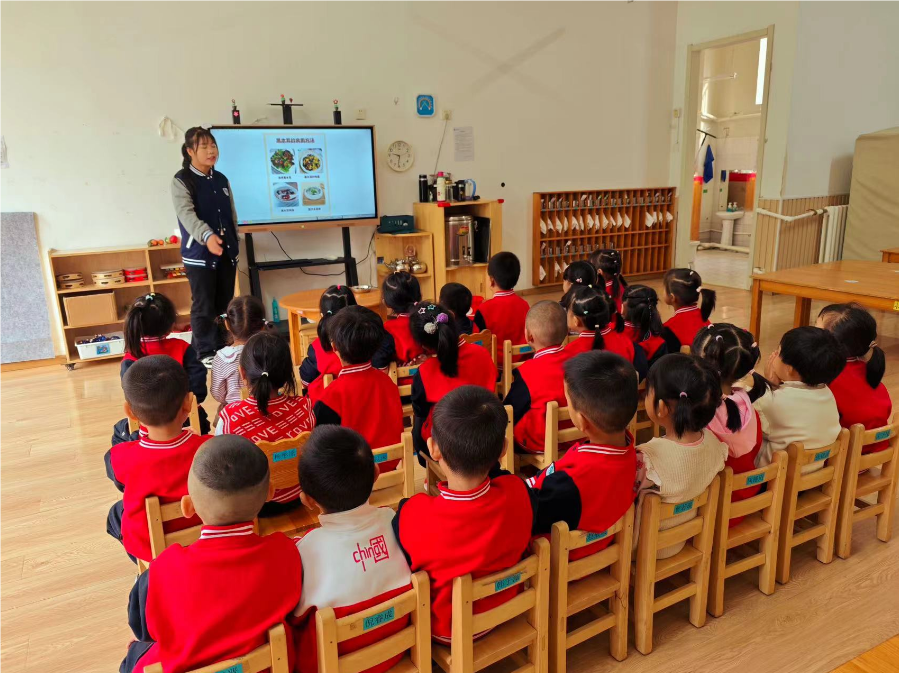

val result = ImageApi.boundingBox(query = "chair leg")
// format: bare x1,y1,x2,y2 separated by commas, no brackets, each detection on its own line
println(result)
708,547,726,618
876,462,898,543
633,571,654,655
758,529,778,596
609,587,628,661
688,559,709,628
836,471,857,560
776,520,794,585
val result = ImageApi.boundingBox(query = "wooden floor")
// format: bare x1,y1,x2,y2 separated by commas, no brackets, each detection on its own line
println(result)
832,636,899,673
2,281,897,673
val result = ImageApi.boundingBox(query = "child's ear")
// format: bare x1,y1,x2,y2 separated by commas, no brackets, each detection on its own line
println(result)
569,406,589,434
300,492,321,514
181,393,194,416
428,437,443,463
181,494,195,519
657,399,671,420
267,480,276,501
524,327,536,345
123,401,138,422
499,437,508,460
238,366,247,384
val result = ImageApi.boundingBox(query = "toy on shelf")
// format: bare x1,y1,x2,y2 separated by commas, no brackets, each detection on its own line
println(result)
160,263,186,279
56,272,84,289
123,267,148,283
75,331,126,360
92,269,125,287
270,94,303,125
148,235,179,247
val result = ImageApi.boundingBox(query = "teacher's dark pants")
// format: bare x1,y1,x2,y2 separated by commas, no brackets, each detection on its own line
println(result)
185,255,236,358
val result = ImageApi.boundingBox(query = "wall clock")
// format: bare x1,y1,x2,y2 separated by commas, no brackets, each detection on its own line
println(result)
387,140,414,172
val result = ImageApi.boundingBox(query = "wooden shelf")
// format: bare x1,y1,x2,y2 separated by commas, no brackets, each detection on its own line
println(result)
69,350,127,364
447,263,488,271
374,232,436,301
374,231,430,238
152,277,189,285
63,318,125,330
57,280,151,294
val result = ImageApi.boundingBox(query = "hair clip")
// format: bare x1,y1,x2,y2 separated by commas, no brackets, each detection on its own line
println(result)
575,278,582,284
679,391,688,398
423,322,437,335
219,313,227,320
337,284,342,289
436,313,449,324
260,371,269,377
751,341,758,348
145,294,155,301
696,286,705,293
417,307,427,315
427,304,436,310
870,340,877,349
689,270,695,276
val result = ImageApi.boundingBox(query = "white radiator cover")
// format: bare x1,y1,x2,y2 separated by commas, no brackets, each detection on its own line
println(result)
819,205,849,263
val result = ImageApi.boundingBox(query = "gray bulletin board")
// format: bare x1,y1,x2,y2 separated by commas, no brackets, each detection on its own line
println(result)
1,212,55,363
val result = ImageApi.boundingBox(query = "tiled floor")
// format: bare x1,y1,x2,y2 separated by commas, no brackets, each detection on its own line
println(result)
693,248,750,289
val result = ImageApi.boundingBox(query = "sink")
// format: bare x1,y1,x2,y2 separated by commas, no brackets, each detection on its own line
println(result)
716,210,744,220
715,211,744,246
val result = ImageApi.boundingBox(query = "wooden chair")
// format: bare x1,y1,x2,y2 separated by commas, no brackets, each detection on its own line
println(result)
144,623,289,673
836,416,899,559
549,506,635,671
316,572,431,673
370,431,416,510
632,477,720,655
708,452,787,617
323,373,334,388
255,433,318,537
128,394,202,434
136,496,204,572
462,329,497,366
776,429,849,584
298,321,318,358
424,406,515,496
431,537,550,673
516,402,587,475
388,361,429,423
679,345,692,354
627,381,658,442
501,340,535,397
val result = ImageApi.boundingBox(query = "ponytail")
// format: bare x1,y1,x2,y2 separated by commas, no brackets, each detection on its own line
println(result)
817,302,885,388
435,319,460,377
623,285,663,337
672,395,696,438
592,330,606,352
124,293,176,359
699,288,717,321
722,397,742,433
241,332,296,416
569,285,611,352
747,371,774,403
664,268,716,320
124,306,146,359
409,301,459,376
867,345,886,388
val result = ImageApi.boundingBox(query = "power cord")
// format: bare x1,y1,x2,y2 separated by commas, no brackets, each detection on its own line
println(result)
433,118,449,174
271,230,377,281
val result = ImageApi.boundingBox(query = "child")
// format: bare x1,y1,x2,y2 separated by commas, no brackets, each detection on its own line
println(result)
439,282,476,335
211,295,267,409
817,303,892,454
393,386,533,642
293,426,413,673
528,351,638,559
217,332,314,510
382,271,425,365
622,284,668,367
636,353,728,558
299,285,357,401
121,292,209,433
409,302,497,458
565,285,647,380
692,324,771,522
473,252,530,357
756,327,845,472
589,248,627,313
560,261,598,310
661,268,716,354
503,301,574,454
106,356,211,564
313,306,404,464
121,435,302,673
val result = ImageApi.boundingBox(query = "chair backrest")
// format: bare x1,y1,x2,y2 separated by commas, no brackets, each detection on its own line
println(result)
679,345,692,354
785,429,849,496
145,496,203,560
448,537,549,673
388,360,430,398
501,340,535,397
298,322,318,358
129,393,201,435
537,401,587,467
143,624,290,673
719,451,787,525
256,433,312,493
463,330,497,365
370,432,416,509
639,477,720,560
316,572,431,673
852,416,899,472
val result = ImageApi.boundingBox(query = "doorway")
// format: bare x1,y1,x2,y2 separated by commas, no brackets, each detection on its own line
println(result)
679,27,773,290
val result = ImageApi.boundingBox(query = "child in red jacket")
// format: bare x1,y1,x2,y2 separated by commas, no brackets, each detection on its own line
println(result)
621,284,668,367
474,252,530,362
382,271,425,365
120,435,302,673
661,268,716,354
589,248,628,314
300,285,357,402
106,355,211,564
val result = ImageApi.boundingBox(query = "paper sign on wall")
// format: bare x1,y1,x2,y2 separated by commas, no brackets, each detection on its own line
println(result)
453,126,474,162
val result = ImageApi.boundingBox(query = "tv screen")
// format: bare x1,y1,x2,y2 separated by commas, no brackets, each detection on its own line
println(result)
211,126,378,227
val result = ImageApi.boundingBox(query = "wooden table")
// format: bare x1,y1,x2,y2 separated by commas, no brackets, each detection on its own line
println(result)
750,261,899,337
882,248,899,263
279,288,386,365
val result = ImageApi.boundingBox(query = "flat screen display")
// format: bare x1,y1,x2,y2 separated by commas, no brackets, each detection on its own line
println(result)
211,126,378,226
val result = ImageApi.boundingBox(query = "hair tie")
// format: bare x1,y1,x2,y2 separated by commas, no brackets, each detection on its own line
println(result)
715,335,723,342
689,270,695,276
219,313,227,320
751,341,758,349
326,310,333,315
587,284,593,289
679,391,688,399
261,371,269,377
575,278,582,284
423,322,437,335
696,286,705,293
870,340,877,349
436,313,449,324
145,294,155,302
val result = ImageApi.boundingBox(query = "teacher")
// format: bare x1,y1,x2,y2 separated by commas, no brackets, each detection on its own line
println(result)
171,127,240,367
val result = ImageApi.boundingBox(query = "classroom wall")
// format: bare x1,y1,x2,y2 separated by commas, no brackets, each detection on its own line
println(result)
669,1,800,265
0,1,676,355
783,2,899,197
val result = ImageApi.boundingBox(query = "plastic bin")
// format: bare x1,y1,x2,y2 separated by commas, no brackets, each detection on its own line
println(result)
75,331,125,360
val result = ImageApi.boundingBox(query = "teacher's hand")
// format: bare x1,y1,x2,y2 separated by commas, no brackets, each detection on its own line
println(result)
206,234,224,256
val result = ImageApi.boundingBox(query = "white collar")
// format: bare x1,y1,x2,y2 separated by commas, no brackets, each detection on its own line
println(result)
139,429,194,450
674,305,700,315
438,479,491,501
578,331,595,339
198,522,255,540
339,363,372,376
533,345,564,359
493,290,514,297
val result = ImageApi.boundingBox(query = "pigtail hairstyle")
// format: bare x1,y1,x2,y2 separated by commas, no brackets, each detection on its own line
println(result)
124,293,177,359
568,285,613,351
382,271,422,316
647,353,722,438
623,284,663,337
179,127,216,199
692,323,772,431
592,248,628,299
818,303,885,388
240,332,296,416
317,285,357,352
409,301,459,377
217,295,267,345
664,268,717,320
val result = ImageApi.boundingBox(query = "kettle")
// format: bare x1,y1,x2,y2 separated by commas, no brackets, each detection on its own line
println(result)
462,179,476,200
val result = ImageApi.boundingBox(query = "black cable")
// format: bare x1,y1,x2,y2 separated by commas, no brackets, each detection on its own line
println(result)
271,230,376,280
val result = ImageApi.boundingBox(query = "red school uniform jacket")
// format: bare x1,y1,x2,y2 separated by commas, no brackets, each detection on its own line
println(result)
384,314,423,364
300,338,343,403
565,327,635,363
129,524,303,673
393,473,534,641
528,438,636,560
220,395,316,503
108,430,210,562
829,359,893,453
662,305,710,353
474,291,530,361
410,339,498,455
121,336,208,403
503,345,574,454
623,322,667,362
313,363,404,469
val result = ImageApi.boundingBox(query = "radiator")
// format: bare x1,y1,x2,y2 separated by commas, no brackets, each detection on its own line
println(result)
819,205,849,263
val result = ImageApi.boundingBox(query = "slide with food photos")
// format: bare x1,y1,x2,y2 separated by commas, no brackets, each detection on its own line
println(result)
212,126,378,226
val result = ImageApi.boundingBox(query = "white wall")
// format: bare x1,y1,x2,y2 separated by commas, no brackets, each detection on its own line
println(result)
0,1,676,354
669,1,800,264
783,2,899,197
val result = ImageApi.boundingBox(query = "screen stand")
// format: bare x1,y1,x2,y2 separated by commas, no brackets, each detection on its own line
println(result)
244,228,358,299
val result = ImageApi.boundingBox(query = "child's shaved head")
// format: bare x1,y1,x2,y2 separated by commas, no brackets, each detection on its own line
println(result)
187,435,270,525
525,301,568,348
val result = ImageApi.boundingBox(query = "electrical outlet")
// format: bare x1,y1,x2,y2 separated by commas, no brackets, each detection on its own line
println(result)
355,108,366,120
673,108,681,118
442,109,452,120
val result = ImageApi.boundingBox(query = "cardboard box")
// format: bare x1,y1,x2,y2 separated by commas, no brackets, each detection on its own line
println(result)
63,292,118,327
